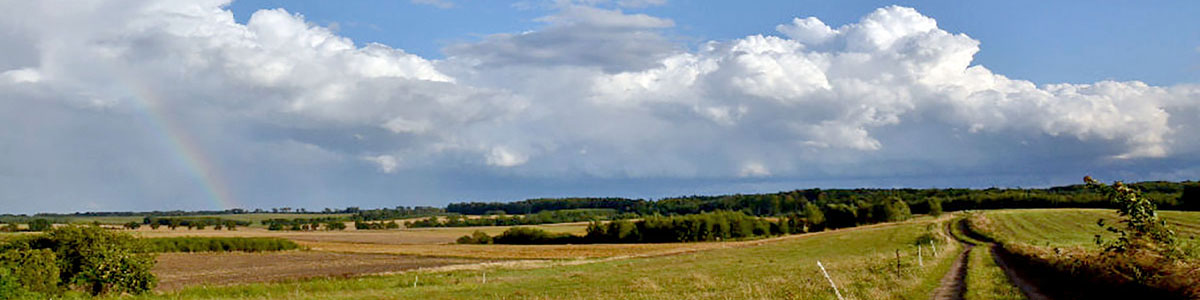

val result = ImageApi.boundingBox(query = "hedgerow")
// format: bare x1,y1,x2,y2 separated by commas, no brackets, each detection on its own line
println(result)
143,237,299,253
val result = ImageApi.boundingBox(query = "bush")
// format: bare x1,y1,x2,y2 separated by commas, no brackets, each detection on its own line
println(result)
2,225,156,295
0,249,59,296
27,219,51,232
877,197,912,222
456,231,493,244
493,227,580,244
325,221,346,230
928,197,943,217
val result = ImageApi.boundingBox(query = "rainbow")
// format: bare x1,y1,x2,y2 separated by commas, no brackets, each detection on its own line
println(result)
126,82,239,210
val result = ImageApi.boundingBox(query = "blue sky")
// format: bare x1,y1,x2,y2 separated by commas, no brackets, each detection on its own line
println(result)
229,0,1200,85
1,1,1198,213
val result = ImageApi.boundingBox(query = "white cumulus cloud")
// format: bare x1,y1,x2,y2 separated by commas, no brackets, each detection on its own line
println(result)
1,2,1197,212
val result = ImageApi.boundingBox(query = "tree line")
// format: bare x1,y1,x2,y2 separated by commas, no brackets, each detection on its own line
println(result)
458,210,848,245
408,209,623,228
353,206,444,221
143,237,299,253
261,217,347,231
143,216,250,230
447,181,1199,218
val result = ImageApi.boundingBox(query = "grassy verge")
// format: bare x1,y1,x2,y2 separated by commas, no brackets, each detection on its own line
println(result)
967,209,1200,299
104,218,958,299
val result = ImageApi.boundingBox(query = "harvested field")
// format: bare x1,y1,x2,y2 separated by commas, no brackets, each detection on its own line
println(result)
132,222,590,245
153,251,481,291
299,219,938,260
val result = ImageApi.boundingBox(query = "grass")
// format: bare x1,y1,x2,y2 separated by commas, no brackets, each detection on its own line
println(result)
963,247,1022,300
980,209,1200,248
100,217,959,299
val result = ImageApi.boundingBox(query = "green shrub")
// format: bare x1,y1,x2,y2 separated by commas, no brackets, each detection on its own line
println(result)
493,227,580,244
0,249,59,294
3,225,156,295
456,231,493,244
27,219,51,232
928,197,944,217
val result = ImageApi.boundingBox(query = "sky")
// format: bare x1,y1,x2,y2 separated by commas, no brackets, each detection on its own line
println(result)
1,1,1198,214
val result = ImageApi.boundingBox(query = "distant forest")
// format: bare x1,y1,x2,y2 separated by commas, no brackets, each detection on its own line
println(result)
4,181,1197,221
447,181,1200,216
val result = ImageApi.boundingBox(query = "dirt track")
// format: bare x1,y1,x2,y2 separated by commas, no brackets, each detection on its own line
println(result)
947,218,1051,300
931,220,970,300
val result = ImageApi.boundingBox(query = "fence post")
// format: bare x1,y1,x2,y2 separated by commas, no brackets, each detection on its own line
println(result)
414,275,418,288
918,245,923,267
894,249,901,277
816,261,845,300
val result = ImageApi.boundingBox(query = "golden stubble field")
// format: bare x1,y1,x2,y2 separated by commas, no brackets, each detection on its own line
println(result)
141,217,935,291
140,221,602,290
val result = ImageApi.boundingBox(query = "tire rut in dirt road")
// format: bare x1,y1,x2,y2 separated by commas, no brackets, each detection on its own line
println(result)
986,244,1052,300
931,243,971,300
932,220,971,300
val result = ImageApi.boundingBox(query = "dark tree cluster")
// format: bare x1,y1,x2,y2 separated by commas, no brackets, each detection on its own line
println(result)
354,220,400,230
458,211,816,245
144,217,248,230
261,218,346,231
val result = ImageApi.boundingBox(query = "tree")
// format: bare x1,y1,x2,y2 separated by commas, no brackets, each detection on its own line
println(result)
876,197,911,222
927,197,944,217
803,202,825,231
28,219,52,232
823,203,858,229
1183,182,1200,211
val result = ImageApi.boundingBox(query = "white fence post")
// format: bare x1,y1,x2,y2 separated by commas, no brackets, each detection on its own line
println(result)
918,245,923,267
816,261,845,300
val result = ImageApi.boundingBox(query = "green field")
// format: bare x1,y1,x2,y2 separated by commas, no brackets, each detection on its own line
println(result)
980,209,1200,248
102,218,959,299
